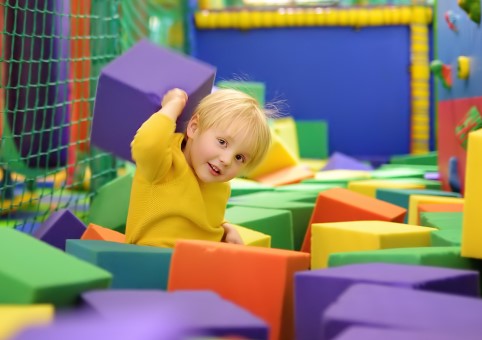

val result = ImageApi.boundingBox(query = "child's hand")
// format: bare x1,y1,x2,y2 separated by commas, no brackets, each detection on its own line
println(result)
222,222,244,245
160,88,188,120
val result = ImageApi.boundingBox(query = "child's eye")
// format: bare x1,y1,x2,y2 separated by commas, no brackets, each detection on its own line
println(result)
218,138,227,146
235,154,246,163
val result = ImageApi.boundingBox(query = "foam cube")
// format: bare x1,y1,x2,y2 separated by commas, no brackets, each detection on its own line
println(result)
33,209,86,250
296,120,328,159
348,179,425,197
295,263,479,340
254,165,314,186
66,240,172,289
418,202,464,214
87,172,133,233
301,188,407,253
229,178,273,197
81,223,126,243
390,151,437,165
91,39,216,161
272,116,300,158
0,228,111,306
82,289,268,339
327,246,480,273
420,212,463,230
431,229,462,246
225,206,293,250
0,305,53,340
322,152,373,171
408,195,464,225
462,129,482,259
370,166,426,179
216,80,265,107
311,221,434,269
233,224,271,247
334,326,467,340
168,240,310,340
321,284,482,340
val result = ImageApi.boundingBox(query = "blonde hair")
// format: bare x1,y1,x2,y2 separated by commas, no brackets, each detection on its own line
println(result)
192,88,274,171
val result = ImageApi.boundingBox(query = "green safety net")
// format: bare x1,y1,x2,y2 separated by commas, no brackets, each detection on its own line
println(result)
0,0,187,231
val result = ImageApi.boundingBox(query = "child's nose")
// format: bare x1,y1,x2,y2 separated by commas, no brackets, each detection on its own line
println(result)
220,151,233,166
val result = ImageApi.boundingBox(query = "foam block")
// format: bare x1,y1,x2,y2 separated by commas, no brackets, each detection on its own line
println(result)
87,172,133,233
301,188,407,253
81,223,126,243
66,239,172,289
295,263,479,340
418,203,464,214
431,229,462,246
227,200,314,251
420,212,463,230
91,39,216,162
322,152,373,171
296,120,329,159
0,305,53,340
224,206,293,250
462,129,482,259
321,284,482,340
82,290,268,339
311,221,434,269
274,183,339,194
408,195,464,225
33,209,86,250
334,326,468,340
229,178,273,197
370,166,426,179
390,151,437,165
348,179,425,197
216,80,265,107
0,228,111,306
328,246,480,273
168,240,310,340
272,116,300,158
233,224,271,248
254,165,314,186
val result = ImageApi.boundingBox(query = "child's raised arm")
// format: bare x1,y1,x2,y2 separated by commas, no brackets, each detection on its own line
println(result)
158,88,188,122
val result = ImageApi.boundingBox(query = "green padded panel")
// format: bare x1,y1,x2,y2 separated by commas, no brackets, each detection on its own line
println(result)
229,191,317,204
226,201,313,251
431,229,462,247
66,240,172,290
328,246,479,272
87,172,133,233
216,81,265,107
420,212,463,230
0,228,111,306
225,206,294,250
230,179,273,197
295,120,329,159
390,151,438,166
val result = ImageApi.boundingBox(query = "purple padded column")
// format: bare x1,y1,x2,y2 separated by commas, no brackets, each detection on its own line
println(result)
322,284,482,340
81,289,268,339
4,0,70,168
33,209,86,250
295,263,479,340
91,39,216,162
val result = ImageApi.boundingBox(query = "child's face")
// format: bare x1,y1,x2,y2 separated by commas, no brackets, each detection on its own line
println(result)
185,123,253,183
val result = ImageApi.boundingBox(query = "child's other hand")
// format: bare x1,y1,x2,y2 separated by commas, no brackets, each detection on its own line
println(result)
222,223,244,245
161,88,188,118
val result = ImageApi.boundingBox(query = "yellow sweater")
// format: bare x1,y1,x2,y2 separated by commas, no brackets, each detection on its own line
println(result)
125,113,229,248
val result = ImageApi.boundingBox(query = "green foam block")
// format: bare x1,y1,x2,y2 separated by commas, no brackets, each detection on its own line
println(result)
225,206,294,250
431,229,462,247
295,120,329,159
420,212,463,230
66,240,172,290
390,151,438,166
0,228,111,306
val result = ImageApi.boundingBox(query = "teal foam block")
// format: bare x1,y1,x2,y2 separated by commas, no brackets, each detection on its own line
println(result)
376,188,461,222
0,228,111,306
225,206,294,250
66,240,172,290
227,200,314,251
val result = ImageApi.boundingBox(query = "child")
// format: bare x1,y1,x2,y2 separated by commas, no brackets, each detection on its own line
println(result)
125,87,273,248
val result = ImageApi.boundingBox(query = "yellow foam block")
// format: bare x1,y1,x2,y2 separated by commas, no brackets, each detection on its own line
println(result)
246,132,298,179
0,304,54,339
314,170,372,181
462,129,482,259
272,116,300,158
408,195,465,225
311,220,434,269
234,224,271,248
348,179,424,197
300,158,328,172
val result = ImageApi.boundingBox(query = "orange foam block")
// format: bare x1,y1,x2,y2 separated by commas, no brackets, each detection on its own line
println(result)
254,165,314,186
81,223,126,243
301,187,407,253
168,240,310,340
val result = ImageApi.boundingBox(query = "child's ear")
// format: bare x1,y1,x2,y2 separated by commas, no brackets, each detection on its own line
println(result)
186,115,199,138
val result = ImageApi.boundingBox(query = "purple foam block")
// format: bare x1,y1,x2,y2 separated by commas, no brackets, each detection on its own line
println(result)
4,0,70,169
295,263,479,340
425,172,441,180
91,39,216,162
322,284,482,340
322,152,374,171
33,209,86,250
13,309,186,340
333,326,471,340
81,289,268,339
